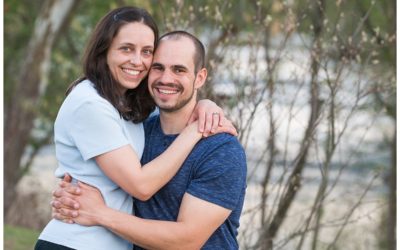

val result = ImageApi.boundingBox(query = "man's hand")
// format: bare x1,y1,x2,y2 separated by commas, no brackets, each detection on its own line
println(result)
52,173,81,223
52,175,107,226
70,182,107,226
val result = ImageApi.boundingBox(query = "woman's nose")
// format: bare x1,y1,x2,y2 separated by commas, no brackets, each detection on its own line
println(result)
130,52,142,65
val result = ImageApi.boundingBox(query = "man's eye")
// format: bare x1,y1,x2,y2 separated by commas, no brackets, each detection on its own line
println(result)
151,66,162,71
120,47,131,52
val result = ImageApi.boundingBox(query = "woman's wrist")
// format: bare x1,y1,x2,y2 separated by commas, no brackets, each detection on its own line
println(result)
183,122,202,140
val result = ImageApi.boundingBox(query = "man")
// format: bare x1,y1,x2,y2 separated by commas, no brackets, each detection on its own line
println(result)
54,31,247,249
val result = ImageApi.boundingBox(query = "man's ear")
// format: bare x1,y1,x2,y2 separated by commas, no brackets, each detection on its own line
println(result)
194,68,207,89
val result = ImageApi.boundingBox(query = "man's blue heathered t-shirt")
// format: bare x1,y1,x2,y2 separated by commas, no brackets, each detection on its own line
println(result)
134,115,247,250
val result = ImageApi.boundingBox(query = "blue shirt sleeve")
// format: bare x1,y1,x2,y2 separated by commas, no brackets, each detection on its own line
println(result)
69,99,130,160
186,136,247,210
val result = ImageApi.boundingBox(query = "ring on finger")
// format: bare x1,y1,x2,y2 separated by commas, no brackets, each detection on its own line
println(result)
212,112,219,116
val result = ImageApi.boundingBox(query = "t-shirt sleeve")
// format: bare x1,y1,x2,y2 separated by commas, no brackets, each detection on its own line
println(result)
186,138,247,210
69,100,129,160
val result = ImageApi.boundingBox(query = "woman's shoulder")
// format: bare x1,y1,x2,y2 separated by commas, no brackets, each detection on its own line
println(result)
59,80,116,119
67,80,110,106
68,80,97,98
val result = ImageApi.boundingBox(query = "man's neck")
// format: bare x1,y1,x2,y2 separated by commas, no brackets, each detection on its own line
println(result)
159,102,196,135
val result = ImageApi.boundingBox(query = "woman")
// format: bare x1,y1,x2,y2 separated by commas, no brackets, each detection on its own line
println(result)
35,6,234,250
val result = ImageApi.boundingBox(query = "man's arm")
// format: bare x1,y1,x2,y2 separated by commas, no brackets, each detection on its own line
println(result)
54,182,231,250
102,193,230,249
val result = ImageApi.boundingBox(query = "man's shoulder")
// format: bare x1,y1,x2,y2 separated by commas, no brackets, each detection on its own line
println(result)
196,133,246,162
202,133,243,149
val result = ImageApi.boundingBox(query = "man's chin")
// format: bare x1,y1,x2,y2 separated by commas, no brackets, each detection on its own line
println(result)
155,96,193,113
158,106,178,113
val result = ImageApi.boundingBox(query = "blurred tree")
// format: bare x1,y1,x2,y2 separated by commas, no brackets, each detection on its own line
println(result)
4,0,80,218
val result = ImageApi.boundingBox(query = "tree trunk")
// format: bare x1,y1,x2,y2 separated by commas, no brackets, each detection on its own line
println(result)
388,129,396,250
4,0,79,219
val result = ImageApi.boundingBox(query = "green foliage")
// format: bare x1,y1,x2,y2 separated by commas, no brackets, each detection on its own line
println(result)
4,0,42,105
4,224,40,250
293,0,395,67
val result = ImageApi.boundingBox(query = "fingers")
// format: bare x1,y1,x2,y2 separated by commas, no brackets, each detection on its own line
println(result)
58,181,81,195
213,118,238,136
211,111,222,133
52,186,80,209
62,196,80,209
203,112,213,137
52,195,79,209
192,99,227,135
197,110,206,133
51,199,62,209
58,206,79,218
77,181,104,200
63,173,72,182
52,213,74,224
203,106,223,136
52,209,75,224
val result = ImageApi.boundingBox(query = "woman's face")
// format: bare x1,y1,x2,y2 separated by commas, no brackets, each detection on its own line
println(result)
107,22,155,94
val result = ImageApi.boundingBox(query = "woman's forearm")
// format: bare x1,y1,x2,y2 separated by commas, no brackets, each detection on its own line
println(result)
137,123,202,199
95,123,201,201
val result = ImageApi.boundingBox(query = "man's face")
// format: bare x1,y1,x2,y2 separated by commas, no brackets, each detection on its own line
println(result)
148,37,203,113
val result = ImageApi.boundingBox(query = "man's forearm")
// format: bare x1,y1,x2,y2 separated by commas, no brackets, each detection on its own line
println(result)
98,207,202,250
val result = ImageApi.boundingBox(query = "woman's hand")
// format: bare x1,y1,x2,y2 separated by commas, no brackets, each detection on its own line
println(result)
188,99,237,137
211,116,238,137
188,99,224,136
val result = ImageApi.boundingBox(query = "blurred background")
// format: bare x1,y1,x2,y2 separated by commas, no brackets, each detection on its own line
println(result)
4,0,396,249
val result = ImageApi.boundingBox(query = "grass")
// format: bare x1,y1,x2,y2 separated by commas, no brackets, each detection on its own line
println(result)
4,224,40,250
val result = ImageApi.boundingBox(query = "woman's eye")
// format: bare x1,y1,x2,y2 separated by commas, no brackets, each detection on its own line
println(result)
143,49,153,55
120,47,131,52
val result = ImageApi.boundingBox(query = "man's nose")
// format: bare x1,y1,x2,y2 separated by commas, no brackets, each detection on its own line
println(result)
158,69,175,83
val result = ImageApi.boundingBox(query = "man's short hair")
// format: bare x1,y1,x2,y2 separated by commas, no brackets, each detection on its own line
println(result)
159,31,205,73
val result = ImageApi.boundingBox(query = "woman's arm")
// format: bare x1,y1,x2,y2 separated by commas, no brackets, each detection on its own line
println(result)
94,98,236,201
95,121,201,201
190,99,225,136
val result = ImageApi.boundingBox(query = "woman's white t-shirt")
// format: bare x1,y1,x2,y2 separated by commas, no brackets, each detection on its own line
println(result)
39,80,144,250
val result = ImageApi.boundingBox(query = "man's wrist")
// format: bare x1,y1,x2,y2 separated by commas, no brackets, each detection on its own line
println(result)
96,206,113,227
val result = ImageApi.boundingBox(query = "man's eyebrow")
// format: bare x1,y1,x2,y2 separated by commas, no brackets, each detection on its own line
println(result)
172,65,188,71
151,62,164,68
